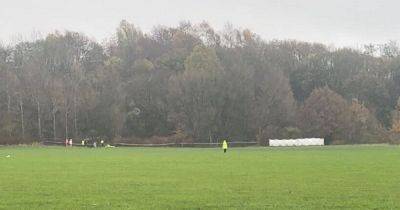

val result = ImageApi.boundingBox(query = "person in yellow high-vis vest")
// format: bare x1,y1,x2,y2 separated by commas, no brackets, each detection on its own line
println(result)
222,140,228,153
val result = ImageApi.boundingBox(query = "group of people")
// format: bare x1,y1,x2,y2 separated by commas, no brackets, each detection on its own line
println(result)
81,139,105,148
65,138,105,148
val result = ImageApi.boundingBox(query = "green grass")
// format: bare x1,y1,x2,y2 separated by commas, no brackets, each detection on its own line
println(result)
0,145,399,209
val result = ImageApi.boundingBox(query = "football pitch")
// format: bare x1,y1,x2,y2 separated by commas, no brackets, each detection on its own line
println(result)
0,145,399,209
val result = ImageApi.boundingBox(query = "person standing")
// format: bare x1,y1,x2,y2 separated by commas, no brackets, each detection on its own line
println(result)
222,140,228,153
69,139,73,147
100,140,104,147
65,139,69,147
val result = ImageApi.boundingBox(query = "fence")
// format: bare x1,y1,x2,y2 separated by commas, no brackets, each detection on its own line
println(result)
116,141,258,148
41,140,258,148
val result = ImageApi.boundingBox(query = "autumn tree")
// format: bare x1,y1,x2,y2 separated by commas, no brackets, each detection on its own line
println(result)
347,99,384,143
300,87,350,144
169,45,224,141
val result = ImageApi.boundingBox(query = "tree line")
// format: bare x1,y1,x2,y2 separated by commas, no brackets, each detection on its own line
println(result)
1,20,400,145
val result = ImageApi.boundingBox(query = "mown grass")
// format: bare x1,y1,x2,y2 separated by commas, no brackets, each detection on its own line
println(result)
0,145,399,209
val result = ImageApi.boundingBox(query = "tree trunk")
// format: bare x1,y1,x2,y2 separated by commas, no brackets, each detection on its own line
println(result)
5,67,10,113
19,96,25,139
6,74,10,113
256,127,262,145
74,92,78,138
53,112,56,141
6,79,11,137
65,110,68,140
37,99,42,140
7,94,11,113
52,100,57,141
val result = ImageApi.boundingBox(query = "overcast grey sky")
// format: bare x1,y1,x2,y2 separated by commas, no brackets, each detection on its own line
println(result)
1,0,399,47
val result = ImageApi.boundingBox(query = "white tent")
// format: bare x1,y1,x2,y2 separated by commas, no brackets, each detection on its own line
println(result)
269,138,324,147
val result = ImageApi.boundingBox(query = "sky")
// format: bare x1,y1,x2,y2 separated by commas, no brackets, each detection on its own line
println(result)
1,0,400,48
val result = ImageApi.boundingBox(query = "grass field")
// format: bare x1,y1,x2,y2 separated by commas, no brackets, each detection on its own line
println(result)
0,145,399,209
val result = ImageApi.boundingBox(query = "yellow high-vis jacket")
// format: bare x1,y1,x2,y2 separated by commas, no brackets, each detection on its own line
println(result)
222,140,228,149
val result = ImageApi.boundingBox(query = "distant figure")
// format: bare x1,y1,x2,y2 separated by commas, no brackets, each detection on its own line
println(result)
93,141,97,148
100,140,104,147
222,140,228,153
69,139,73,147
81,140,85,146
65,139,69,147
